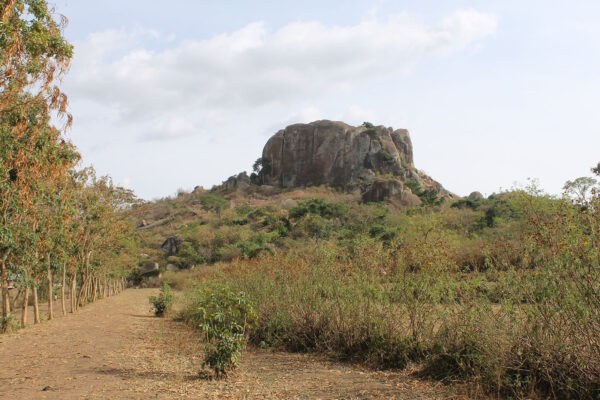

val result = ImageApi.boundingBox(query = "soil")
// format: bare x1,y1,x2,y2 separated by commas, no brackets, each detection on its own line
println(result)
0,289,463,399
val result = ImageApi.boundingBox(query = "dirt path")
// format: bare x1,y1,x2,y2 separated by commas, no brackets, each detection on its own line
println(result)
0,289,457,399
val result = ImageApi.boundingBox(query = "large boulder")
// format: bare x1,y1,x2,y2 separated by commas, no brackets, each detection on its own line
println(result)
259,120,450,205
161,235,182,256
362,179,421,208
468,191,484,201
222,172,251,190
139,262,159,276
261,120,415,188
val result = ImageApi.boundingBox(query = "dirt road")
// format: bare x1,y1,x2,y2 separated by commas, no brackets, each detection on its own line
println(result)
0,289,454,399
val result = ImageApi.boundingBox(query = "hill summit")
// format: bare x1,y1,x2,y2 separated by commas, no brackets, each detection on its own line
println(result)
249,120,451,207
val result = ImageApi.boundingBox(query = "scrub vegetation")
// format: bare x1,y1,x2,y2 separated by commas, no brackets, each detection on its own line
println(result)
138,171,600,398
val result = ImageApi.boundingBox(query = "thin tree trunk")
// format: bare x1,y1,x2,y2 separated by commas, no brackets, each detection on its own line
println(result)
0,257,10,317
70,276,76,313
47,263,53,321
77,276,86,307
33,286,40,324
10,288,21,311
92,277,98,302
21,286,29,328
61,266,66,316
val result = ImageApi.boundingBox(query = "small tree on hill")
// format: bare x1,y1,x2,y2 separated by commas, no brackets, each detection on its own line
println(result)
563,176,598,205
200,194,228,218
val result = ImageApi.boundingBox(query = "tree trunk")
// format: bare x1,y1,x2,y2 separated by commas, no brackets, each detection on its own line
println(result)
61,266,66,316
77,276,87,307
70,276,76,313
21,286,29,328
92,277,98,302
10,288,21,311
47,264,53,321
33,286,40,324
0,257,10,317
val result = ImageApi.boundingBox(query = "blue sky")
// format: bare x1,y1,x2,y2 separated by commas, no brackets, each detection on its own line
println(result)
55,1,600,199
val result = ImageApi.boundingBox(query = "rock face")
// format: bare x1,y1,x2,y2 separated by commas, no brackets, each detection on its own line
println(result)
261,120,415,188
259,120,450,205
161,235,182,257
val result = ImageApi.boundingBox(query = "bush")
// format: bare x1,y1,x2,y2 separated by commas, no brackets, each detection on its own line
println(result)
288,198,348,220
0,314,16,333
149,283,174,317
181,284,256,378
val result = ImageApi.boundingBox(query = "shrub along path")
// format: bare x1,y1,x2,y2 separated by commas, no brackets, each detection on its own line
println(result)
0,289,454,399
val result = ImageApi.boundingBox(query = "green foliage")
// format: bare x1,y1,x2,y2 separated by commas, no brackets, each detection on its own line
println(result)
149,283,174,317
404,180,441,207
182,284,256,378
363,122,374,129
252,157,271,174
404,179,421,195
379,150,394,163
177,241,206,266
288,198,348,220
199,194,228,217
362,121,381,138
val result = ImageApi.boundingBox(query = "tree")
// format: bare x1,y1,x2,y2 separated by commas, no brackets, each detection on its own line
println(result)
251,157,271,185
199,195,228,218
563,177,598,205
1,0,74,321
592,162,600,177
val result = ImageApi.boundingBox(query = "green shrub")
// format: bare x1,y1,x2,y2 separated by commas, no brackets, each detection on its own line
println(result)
288,198,348,220
379,150,394,163
149,283,174,317
182,284,256,378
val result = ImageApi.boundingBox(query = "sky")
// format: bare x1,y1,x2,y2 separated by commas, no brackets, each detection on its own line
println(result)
54,0,600,200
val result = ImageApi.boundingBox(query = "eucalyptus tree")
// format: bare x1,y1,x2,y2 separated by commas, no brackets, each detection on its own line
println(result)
0,0,73,322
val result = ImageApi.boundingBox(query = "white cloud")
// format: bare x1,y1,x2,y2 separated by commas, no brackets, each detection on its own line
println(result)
65,10,497,142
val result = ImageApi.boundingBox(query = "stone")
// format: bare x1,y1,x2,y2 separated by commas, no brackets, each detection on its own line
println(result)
362,179,421,208
160,235,182,256
139,262,159,276
222,171,251,190
468,191,484,201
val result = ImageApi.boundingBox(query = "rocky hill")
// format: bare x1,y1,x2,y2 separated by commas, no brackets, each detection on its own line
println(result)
253,120,452,207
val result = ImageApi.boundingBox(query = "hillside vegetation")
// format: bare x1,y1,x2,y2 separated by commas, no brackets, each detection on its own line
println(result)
134,168,600,398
